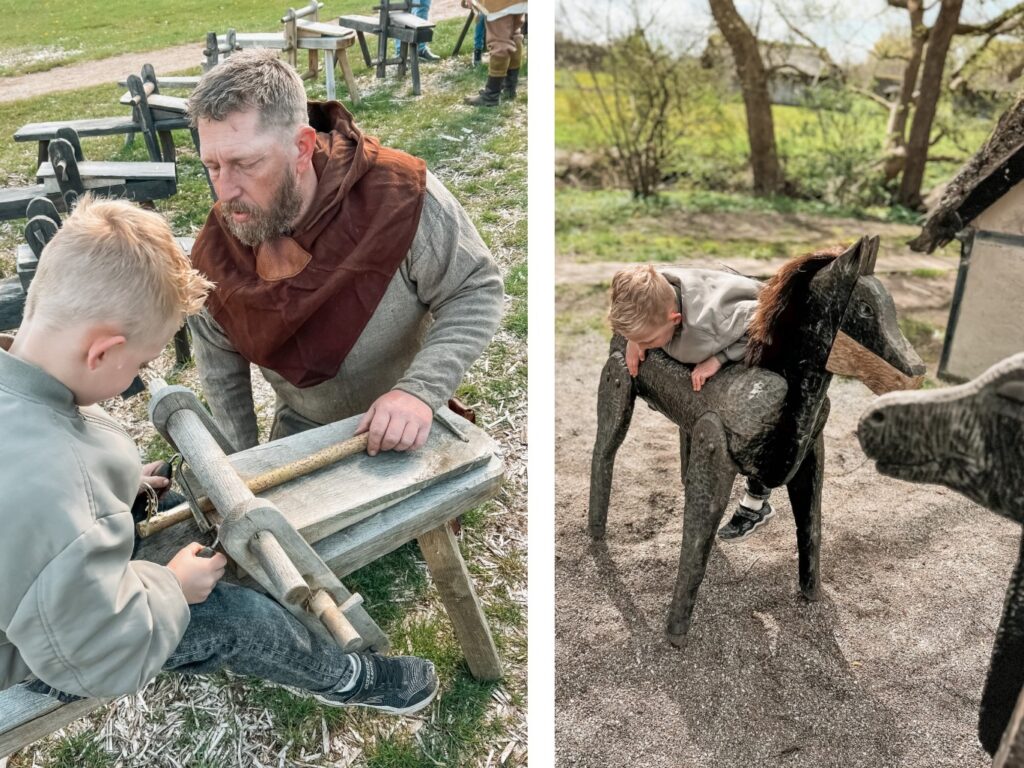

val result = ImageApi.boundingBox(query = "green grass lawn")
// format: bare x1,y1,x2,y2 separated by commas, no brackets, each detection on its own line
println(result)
2,19,527,768
0,0,374,76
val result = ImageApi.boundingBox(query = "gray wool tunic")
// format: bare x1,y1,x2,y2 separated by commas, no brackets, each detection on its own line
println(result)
188,171,504,451
659,267,761,365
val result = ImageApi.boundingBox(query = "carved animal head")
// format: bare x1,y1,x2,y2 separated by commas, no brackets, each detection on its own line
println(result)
858,352,1024,524
747,236,925,393
828,236,925,394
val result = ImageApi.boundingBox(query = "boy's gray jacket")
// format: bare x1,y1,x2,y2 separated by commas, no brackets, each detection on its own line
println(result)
0,342,189,698
659,267,761,364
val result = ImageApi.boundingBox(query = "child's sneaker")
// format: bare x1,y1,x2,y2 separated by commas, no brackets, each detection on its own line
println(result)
315,653,438,716
717,501,775,542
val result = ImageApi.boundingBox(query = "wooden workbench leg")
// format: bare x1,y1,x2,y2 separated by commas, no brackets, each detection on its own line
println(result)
324,51,336,101
410,44,421,95
356,31,371,67
417,522,503,681
339,49,360,104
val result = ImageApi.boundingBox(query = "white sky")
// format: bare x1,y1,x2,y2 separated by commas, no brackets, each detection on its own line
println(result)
556,0,1024,65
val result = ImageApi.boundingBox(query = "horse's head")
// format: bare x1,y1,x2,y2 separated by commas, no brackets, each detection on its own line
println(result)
857,352,1024,524
823,236,926,394
747,237,925,394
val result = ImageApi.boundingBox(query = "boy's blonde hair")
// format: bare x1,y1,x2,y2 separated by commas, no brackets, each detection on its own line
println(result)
24,196,214,337
608,265,676,337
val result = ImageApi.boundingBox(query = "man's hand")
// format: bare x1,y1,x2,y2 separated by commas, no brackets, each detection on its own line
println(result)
167,543,226,604
140,460,171,495
625,340,646,377
356,390,433,456
691,356,723,392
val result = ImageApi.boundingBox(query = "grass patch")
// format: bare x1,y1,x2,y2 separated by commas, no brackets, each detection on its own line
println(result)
0,1,371,76
48,733,113,768
910,267,947,279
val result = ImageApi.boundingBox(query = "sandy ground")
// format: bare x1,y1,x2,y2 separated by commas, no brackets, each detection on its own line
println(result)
554,250,1019,767
0,0,467,103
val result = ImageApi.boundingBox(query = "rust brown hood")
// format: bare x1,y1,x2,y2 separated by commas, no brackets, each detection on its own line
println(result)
190,100,427,388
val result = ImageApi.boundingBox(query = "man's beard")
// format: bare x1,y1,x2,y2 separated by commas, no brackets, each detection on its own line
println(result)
222,169,303,247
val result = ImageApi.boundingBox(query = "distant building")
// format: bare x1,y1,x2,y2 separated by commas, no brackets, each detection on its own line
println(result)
700,37,843,106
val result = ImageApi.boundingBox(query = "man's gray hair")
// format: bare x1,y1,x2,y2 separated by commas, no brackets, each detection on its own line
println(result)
187,50,308,133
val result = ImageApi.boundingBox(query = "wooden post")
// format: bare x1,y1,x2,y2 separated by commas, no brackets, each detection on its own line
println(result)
417,522,503,681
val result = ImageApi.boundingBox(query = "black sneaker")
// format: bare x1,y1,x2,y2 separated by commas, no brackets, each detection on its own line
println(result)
418,47,441,62
315,653,438,715
718,502,775,542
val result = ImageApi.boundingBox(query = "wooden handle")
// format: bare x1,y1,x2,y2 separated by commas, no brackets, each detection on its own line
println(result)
249,531,310,605
309,589,362,651
136,432,369,538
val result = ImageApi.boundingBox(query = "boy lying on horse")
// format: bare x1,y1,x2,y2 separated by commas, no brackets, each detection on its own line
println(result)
608,264,773,542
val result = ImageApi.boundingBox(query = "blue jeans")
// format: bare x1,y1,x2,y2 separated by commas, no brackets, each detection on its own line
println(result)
24,582,356,702
163,582,356,694
475,14,485,50
395,0,431,54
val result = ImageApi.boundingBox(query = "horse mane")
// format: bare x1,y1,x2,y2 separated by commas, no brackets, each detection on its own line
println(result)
745,245,848,370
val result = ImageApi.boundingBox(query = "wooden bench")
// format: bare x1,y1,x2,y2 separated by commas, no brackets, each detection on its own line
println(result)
0,409,503,758
0,134,178,223
339,1,435,95
207,3,360,103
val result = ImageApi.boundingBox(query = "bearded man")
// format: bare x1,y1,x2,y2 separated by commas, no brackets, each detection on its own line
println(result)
185,51,504,455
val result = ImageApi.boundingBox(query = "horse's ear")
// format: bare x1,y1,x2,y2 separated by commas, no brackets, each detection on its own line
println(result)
860,235,879,276
824,237,866,287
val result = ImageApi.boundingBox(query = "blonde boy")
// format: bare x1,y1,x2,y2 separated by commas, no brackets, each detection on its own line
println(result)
608,264,775,542
0,196,436,713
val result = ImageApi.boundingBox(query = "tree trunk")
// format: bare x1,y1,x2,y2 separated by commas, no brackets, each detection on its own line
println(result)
883,0,926,181
897,0,964,208
709,0,782,196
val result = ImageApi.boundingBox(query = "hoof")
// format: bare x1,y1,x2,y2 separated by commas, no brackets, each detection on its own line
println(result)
666,631,689,649
800,583,822,602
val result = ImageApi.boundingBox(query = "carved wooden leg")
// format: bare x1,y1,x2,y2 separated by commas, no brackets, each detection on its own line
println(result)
980,535,1024,755
418,522,503,681
994,683,1024,767
588,352,637,539
666,412,736,646
679,427,691,484
786,427,824,600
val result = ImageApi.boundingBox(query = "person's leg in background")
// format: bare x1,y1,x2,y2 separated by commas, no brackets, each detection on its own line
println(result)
502,14,525,100
465,13,514,106
395,0,439,61
474,12,486,65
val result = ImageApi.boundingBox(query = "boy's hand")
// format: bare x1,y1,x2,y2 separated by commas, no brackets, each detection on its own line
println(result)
167,543,226,604
691,356,722,392
625,340,646,377
140,461,171,495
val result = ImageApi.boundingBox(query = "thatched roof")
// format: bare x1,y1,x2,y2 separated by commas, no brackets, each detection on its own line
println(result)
912,94,1024,253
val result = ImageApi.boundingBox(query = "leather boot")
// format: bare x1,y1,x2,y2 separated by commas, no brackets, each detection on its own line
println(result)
502,68,519,100
465,75,503,107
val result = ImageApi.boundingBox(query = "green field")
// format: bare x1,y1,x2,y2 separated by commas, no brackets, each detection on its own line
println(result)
0,0,375,76
556,68,999,207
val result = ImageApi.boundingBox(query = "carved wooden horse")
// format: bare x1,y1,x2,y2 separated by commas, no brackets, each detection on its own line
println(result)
589,236,926,646
858,352,1024,763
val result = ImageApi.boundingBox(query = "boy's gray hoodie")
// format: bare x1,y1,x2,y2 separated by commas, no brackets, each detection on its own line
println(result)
0,338,189,698
659,267,760,365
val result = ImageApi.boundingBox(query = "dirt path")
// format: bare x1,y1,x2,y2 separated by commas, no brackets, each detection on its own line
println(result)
554,254,1013,767
0,0,466,103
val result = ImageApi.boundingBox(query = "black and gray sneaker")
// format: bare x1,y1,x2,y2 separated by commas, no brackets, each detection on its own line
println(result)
316,653,438,716
718,501,775,542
